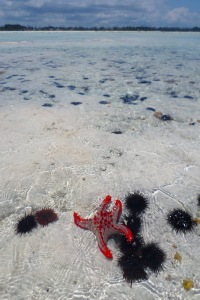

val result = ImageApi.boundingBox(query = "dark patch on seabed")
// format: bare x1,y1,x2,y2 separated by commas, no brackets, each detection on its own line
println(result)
99,79,108,84
2,87,17,91
170,91,178,98
160,114,173,121
146,107,156,111
99,101,109,105
184,95,194,99
49,95,55,99
42,103,53,107
140,97,147,101
112,130,123,134
54,82,64,88
121,94,139,104
6,74,18,79
71,101,82,105
40,90,48,95
68,85,76,90
138,80,151,85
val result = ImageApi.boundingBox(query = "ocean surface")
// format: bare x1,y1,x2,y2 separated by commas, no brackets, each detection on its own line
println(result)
0,31,200,300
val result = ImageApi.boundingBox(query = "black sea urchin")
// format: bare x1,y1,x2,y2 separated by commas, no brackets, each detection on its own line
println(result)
116,213,143,255
16,214,37,235
117,233,144,256
167,209,195,233
124,214,142,236
118,253,148,284
35,208,58,226
124,192,149,215
141,242,166,273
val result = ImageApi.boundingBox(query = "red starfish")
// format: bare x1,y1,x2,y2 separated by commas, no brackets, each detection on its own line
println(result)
74,195,133,259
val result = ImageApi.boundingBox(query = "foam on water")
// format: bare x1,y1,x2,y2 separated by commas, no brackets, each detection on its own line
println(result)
0,31,200,299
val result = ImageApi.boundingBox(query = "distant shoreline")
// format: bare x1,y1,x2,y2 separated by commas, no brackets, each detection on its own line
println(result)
1,30,200,34
0,24,200,32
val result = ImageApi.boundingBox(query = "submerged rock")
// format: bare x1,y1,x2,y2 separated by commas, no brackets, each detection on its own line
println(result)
154,111,173,121
161,114,173,121
42,103,53,107
71,101,82,105
121,94,139,104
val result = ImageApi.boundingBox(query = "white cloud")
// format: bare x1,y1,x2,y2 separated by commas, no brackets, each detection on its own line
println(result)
26,0,49,8
166,7,200,26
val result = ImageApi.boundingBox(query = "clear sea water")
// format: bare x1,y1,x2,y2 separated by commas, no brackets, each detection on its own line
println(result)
1,31,200,112
0,31,200,300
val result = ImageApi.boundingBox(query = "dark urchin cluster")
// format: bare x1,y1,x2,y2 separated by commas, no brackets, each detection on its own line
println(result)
124,192,149,216
117,237,166,283
117,212,144,255
167,209,195,233
117,212,147,283
117,193,166,284
15,214,37,235
15,208,58,235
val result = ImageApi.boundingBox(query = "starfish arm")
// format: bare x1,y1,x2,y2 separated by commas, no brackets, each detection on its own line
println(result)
111,199,122,222
98,195,112,213
96,231,113,259
73,212,93,230
112,224,133,242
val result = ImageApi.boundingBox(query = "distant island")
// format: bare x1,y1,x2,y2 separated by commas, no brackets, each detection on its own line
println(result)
0,24,200,32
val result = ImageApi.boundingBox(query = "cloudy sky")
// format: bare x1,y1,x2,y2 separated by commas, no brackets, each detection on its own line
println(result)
0,0,200,28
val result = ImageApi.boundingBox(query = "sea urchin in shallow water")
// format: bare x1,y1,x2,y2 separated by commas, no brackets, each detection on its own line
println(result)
117,233,144,256
35,208,58,226
167,209,195,233
141,242,166,273
118,253,148,284
16,214,37,235
124,214,142,235
124,192,149,215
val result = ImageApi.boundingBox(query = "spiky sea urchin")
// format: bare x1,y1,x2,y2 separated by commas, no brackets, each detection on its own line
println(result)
124,192,149,215
124,214,142,236
35,208,58,226
116,212,144,255
16,214,37,235
167,209,195,233
118,253,148,284
117,233,144,256
141,242,166,273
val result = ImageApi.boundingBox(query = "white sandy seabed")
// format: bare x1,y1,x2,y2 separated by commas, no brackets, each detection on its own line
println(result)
0,32,200,299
